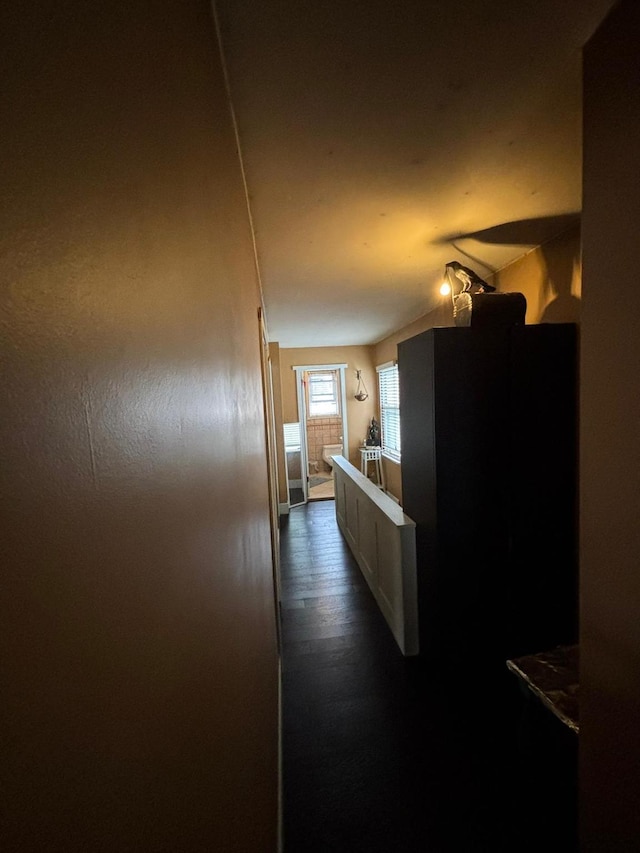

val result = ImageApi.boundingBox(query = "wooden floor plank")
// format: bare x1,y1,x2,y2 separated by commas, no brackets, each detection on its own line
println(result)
279,501,578,852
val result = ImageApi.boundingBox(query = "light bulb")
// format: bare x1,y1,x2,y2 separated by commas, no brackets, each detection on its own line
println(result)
439,282,451,296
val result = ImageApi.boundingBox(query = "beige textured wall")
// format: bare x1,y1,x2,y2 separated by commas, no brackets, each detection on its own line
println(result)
278,346,376,469
0,3,278,850
581,2,640,848
491,224,582,324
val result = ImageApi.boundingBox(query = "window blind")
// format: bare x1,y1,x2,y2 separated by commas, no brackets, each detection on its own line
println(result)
307,370,340,417
377,363,401,461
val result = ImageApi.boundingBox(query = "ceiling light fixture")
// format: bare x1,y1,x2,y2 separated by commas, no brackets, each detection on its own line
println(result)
444,260,526,328
445,260,495,296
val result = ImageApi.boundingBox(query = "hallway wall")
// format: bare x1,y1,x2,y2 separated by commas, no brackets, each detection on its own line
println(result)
581,1,640,847
0,2,278,850
490,224,581,324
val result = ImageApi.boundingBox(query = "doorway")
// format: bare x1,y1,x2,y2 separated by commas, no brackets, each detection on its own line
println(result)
293,364,349,502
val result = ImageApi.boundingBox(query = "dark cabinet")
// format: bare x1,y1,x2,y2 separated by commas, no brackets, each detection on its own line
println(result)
398,324,578,666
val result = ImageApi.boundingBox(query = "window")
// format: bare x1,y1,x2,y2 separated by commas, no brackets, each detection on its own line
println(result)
306,370,340,418
377,362,401,461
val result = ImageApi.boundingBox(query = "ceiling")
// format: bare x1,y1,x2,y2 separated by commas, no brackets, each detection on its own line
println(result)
215,0,617,347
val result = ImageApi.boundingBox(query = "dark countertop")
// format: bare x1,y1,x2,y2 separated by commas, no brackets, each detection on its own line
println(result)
506,644,579,734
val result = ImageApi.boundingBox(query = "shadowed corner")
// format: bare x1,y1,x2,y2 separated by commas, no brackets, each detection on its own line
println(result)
538,229,582,323
433,214,582,324
435,213,581,248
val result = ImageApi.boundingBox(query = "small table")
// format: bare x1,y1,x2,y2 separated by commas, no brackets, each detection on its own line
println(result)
360,447,385,490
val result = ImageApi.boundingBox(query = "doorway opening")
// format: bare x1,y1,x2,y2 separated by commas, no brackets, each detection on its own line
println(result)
293,363,349,503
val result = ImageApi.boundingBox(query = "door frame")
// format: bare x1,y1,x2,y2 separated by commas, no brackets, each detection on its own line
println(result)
293,363,349,502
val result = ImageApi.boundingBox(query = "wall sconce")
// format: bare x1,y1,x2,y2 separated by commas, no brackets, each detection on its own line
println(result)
354,370,369,401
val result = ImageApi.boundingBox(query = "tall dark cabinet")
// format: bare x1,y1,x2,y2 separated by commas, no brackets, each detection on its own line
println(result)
398,324,578,667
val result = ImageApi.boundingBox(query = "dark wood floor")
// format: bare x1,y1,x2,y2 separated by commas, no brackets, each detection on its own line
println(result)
280,500,578,852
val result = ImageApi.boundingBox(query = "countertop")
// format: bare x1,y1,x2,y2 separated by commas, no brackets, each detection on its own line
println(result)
506,644,579,734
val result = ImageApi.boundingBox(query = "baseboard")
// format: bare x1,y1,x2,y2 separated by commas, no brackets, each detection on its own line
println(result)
279,503,290,516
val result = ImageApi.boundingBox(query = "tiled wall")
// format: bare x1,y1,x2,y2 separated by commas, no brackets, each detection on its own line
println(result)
307,417,342,471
